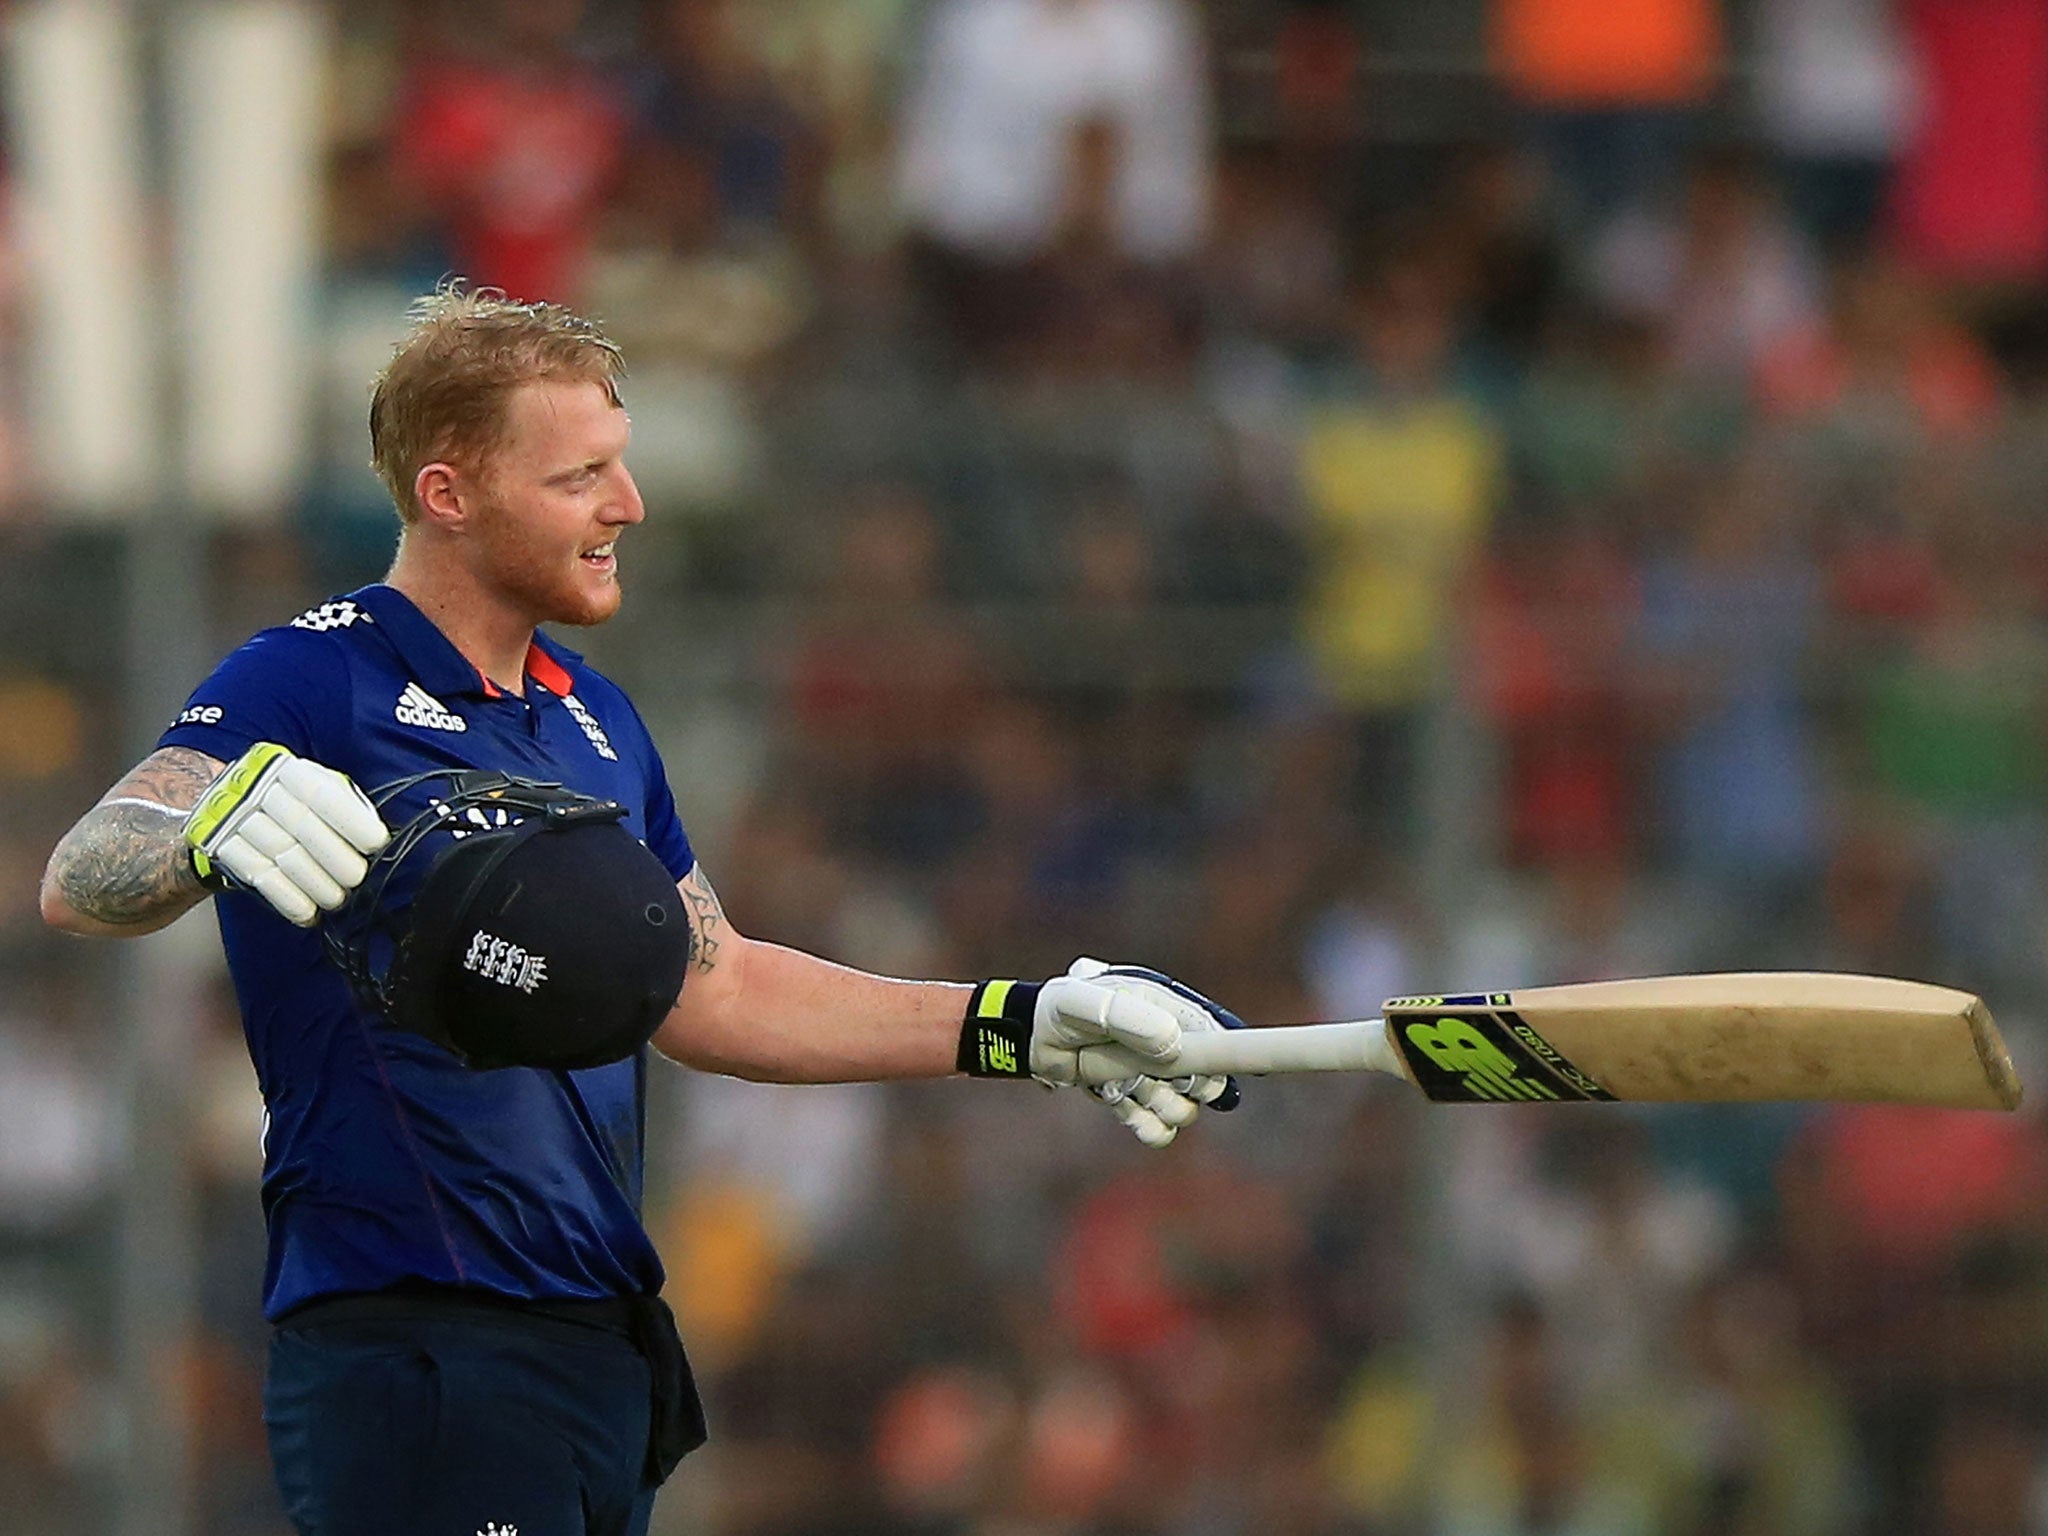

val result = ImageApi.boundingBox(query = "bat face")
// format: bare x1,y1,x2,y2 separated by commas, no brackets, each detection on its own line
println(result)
1384,974,2022,1110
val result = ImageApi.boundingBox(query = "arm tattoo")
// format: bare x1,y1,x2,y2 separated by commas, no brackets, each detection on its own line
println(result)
678,865,726,977
48,746,222,926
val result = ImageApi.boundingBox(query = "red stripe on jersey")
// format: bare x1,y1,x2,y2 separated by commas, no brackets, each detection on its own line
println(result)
525,644,574,697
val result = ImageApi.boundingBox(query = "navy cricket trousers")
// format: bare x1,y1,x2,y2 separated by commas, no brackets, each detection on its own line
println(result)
266,1304,659,1536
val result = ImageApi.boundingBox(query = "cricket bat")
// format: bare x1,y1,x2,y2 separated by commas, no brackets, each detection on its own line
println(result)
1074,972,2022,1110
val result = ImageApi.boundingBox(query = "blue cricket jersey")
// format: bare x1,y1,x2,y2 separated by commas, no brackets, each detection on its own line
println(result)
158,584,695,1320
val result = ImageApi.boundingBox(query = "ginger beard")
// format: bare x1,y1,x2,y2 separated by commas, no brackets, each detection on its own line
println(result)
465,380,640,630
470,484,625,628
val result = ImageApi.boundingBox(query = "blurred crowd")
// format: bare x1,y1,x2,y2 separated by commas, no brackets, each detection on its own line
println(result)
7,0,2048,1531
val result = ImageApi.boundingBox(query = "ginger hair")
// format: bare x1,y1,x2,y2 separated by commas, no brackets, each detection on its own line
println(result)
368,283,625,523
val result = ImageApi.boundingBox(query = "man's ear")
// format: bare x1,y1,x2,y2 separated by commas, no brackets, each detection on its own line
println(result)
413,462,471,530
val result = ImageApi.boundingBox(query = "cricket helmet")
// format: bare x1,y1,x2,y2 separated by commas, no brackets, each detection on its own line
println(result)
322,769,689,1070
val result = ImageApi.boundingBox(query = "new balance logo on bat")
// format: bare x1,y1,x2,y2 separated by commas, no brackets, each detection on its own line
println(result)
395,683,468,733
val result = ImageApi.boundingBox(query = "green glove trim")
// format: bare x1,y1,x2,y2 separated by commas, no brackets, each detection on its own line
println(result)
958,979,1042,1077
183,741,290,888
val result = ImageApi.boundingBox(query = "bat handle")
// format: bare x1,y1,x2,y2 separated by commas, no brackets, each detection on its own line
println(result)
1074,1019,1408,1087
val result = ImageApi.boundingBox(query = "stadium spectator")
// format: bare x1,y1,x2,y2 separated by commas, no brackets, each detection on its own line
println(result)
1635,459,1829,945
621,0,818,251
1670,1268,1854,1535
1331,1293,1703,1533
1469,525,1644,871
782,488,991,870
895,0,1211,358
1492,0,1725,232
1780,1101,2048,1531
1754,0,1921,250
1588,151,1824,385
1891,0,2048,281
391,0,629,301
1852,514,2048,995
0,1007,107,1241
1295,245,1504,844
1460,1114,1737,1411
1757,249,2003,445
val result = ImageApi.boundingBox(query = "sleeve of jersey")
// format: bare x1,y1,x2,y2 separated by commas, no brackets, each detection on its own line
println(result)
155,625,350,766
614,693,695,881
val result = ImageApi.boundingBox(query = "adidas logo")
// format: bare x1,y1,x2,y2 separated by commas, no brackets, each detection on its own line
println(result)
395,682,467,733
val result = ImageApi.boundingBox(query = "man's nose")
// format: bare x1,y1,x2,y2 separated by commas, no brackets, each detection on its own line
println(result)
608,464,646,524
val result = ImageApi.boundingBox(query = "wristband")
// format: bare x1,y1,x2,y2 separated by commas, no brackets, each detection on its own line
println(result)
958,979,1042,1077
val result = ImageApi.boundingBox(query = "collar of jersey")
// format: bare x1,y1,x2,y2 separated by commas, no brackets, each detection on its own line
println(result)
353,583,584,701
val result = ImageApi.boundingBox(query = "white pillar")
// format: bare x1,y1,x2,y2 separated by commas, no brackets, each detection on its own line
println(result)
4,0,161,517
166,0,326,518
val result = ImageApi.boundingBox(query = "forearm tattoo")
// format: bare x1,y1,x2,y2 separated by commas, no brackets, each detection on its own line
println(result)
48,746,221,926
678,865,726,976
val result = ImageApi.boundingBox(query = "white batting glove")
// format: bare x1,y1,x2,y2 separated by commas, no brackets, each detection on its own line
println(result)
1029,957,1186,1086
183,742,389,927
957,959,1241,1150
961,961,1179,1082
1071,960,1243,1148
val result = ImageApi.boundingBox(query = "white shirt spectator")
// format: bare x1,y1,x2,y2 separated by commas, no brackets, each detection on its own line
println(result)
0,1024,108,1234
1756,0,1920,159
1592,184,1824,382
1452,1112,1736,1408
897,0,1210,262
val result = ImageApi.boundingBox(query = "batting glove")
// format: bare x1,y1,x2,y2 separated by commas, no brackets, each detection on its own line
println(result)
957,958,1241,1148
183,742,390,927
1074,960,1244,1147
